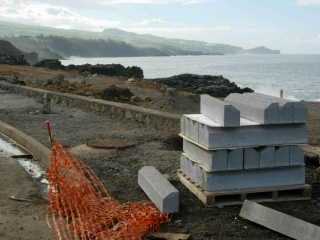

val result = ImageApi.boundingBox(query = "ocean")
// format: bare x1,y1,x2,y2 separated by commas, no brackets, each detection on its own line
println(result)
61,54,320,101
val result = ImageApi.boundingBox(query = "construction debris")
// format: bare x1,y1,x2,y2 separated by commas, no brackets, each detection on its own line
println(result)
11,154,33,159
9,195,34,203
240,200,320,240
148,232,190,240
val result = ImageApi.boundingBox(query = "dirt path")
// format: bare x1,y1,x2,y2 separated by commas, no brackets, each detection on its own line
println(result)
0,153,51,240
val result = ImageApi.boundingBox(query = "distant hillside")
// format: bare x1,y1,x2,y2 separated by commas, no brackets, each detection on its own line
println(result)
0,39,38,64
242,46,280,54
0,21,280,58
0,39,23,56
4,35,202,60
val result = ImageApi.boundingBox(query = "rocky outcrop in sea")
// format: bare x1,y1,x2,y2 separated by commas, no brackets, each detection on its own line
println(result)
151,74,253,98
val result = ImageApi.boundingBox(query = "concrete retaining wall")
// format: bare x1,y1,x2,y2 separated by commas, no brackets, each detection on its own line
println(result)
0,81,180,132
0,120,50,169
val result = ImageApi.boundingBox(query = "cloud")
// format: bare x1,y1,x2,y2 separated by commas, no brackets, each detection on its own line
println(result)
0,0,119,31
97,0,205,5
297,0,320,6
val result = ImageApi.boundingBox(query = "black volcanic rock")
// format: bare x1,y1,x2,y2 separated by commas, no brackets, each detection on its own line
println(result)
100,85,134,102
34,59,144,79
152,74,253,98
67,64,143,79
35,59,65,70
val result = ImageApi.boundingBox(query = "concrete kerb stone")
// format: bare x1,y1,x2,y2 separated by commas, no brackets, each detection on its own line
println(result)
240,200,320,240
226,93,280,124
0,81,180,132
180,154,305,192
0,120,50,169
226,93,307,124
244,148,260,169
181,115,308,150
183,139,228,171
200,95,240,127
138,166,179,213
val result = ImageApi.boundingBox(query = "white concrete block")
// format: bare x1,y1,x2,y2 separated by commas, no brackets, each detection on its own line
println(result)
226,93,280,124
244,148,260,169
200,95,240,127
138,166,179,213
293,101,308,123
240,200,320,240
180,155,305,192
183,139,228,171
227,149,243,170
182,114,308,150
226,93,307,124
290,146,305,166
260,147,275,168
275,146,290,167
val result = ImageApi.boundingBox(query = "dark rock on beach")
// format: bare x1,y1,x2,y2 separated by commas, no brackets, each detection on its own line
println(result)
67,64,144,79
151,74,253,98
34,59,64,70
100,85,134,103
35,59,144,79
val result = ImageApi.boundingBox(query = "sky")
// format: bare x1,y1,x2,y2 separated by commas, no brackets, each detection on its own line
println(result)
0,0,320,53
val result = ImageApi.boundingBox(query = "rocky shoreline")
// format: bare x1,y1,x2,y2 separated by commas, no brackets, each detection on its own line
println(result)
32,59,253,98
0,39,254,99
150,74,253,98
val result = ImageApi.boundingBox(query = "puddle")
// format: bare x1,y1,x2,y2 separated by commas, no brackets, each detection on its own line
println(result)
0,134,48,197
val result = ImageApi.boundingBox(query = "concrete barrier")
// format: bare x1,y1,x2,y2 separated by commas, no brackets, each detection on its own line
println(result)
200,95,240,127
0,120,50,169
138,166,179,213
0,81,180,133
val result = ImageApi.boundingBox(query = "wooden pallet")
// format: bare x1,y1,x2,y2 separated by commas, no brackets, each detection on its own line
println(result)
178,170,311,207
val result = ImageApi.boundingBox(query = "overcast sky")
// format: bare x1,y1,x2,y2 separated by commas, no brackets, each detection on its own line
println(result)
0,0,320,53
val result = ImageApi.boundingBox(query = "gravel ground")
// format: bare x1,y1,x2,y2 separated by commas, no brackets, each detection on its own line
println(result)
0,148,50,240
0,89,320,240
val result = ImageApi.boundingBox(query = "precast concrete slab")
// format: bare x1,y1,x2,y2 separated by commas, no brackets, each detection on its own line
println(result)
200,95,240,127
180,155,305,192
181,114,308,150
183,139,228,171
138,166,179,213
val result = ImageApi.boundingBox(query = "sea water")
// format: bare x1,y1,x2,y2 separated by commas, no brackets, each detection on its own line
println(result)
62,54,320,101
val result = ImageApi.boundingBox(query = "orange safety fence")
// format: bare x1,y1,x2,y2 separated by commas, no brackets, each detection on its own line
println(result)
47,142,169,240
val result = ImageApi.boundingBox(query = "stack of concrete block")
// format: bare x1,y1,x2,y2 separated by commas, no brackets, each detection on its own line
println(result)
180,94,308,193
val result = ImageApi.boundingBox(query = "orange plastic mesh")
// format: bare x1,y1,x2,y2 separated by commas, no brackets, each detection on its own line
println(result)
47,142,169,240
